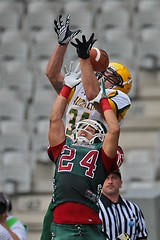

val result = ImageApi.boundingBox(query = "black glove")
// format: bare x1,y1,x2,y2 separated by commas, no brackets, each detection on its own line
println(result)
71,33,97,59
54,15,82,45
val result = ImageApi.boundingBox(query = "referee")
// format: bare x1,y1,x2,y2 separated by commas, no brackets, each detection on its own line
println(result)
99,170,148,240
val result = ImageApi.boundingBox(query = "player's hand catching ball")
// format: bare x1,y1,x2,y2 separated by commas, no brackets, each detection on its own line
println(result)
54,15,82,45
71,33,97,59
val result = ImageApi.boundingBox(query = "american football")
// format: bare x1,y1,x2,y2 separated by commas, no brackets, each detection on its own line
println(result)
89,47,109,72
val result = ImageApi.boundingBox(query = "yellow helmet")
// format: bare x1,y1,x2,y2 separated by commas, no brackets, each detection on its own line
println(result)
107,62,132,94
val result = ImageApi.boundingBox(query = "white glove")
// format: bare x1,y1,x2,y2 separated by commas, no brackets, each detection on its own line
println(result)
64,61,81,88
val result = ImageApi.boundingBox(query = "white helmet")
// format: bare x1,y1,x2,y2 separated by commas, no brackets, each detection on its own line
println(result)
73,119,107,145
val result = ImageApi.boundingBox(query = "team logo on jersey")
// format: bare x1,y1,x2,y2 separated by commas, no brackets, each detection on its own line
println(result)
73,96,96,110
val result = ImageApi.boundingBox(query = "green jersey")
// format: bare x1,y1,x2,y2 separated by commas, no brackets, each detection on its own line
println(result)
48,137,111,213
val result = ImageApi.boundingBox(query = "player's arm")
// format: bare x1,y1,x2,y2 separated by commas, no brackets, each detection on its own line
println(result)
46,44,67,94
46,15,81,94
48,91,67,147
101,99,120,159
71,33,100,100
49,62,81,147
99,81,120,159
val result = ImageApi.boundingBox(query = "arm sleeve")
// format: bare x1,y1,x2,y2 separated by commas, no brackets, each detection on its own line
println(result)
100,148,117,173
137,208,148,238
107,89,131,124
47,140,65,162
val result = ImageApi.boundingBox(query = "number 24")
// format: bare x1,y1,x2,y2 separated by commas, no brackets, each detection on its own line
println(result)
58,145,99,178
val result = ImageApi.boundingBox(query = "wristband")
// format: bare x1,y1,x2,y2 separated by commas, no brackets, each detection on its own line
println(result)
59,85,72,99
100,98,112,112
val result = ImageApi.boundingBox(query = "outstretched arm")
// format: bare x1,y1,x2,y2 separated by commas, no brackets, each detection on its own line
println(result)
46,15,81,94
46,44,67,94
71,33,100,100
101,98,120,159
100,81,120,159
48,62,81,147
49,93,67,147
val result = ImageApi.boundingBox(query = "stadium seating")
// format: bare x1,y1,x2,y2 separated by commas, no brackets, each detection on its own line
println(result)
96,8,130,30
0,1,159,239
136,0,160,11
0,97,26,122
124,149,160,182
0,9,20,32
0,131,30,154
0,39,29,61
63,0,97,29
0,121,28,134
22,9,55,33
133,9,160,39
0,151,33,194
30,37,56,61
135,38,160,71
1,67,34,103
27,1,63,16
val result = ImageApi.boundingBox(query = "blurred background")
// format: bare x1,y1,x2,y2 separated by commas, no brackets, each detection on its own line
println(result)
0,0,160,239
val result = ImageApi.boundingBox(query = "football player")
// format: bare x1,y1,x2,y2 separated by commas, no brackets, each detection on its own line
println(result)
46,15,132,135
40,14,129,240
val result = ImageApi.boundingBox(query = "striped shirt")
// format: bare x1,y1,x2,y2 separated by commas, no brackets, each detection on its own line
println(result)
99,194,148,240
0,224,13,240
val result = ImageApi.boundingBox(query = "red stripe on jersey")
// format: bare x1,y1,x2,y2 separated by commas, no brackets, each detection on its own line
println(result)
53,202,102,224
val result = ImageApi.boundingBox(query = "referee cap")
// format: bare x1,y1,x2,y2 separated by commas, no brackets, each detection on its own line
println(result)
0,192,10,214
113,169,122,180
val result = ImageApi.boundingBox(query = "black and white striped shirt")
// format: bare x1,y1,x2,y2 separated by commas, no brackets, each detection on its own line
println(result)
99,194,148,240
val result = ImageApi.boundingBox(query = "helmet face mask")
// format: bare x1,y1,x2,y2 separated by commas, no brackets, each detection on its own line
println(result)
106,66,124,87
73,119,106,145
108,62,132,94
96,62,132,94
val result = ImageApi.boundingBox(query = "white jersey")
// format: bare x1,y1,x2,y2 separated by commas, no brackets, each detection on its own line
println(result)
0,224,13,240
65,83,131,137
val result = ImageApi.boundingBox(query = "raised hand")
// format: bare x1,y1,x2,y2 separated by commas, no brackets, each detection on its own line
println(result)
63,61,81,88
71,33,97,59
54,15,82,45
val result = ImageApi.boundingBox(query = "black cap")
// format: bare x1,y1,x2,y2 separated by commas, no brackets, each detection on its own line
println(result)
113,169,122,180
0,192,8,214
0,203,7,214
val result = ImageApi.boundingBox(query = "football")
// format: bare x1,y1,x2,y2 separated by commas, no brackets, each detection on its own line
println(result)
89,47,109,72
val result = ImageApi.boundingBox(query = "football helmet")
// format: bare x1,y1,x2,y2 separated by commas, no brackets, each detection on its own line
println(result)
96,62,132,94
73,119,106,145
107,62,132,94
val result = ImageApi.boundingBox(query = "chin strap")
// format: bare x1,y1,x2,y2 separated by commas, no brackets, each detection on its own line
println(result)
76,136,90,145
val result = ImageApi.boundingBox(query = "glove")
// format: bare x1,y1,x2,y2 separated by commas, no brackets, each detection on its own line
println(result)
54,15,82,45
63,61,81,88
71,33,97,59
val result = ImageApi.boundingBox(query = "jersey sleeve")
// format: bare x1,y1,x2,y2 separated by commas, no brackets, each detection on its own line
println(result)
106,89,131,124
137,207,148,238
100,148,117,173
100,146,124,173
67,88,76,104
47,140,65,162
